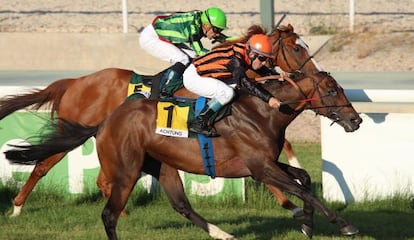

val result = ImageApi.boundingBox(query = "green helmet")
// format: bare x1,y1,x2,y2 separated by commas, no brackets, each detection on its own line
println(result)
201,7,228,30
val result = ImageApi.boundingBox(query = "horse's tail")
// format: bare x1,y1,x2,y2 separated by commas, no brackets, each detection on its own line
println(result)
0,78,75,120
5,118,99,165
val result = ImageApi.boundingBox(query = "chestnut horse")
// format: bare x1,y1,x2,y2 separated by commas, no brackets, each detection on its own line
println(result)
0,24,318,217
5,71,362,239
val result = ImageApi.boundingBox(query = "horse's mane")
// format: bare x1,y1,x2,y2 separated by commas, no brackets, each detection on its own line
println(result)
212,25,268,49
212,24,296,50
275,24,294,33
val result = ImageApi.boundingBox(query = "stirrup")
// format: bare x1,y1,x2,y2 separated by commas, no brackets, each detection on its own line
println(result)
194,128,220,138
189,124,220,138
200,127,220,138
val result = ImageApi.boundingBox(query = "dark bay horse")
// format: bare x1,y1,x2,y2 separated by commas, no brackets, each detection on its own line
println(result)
6,72,362,239
0,24,319,217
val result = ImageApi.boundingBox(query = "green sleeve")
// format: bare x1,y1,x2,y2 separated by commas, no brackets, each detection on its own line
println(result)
191,40,209,56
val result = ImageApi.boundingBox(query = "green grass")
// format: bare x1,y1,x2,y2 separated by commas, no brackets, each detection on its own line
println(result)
1,142,413,240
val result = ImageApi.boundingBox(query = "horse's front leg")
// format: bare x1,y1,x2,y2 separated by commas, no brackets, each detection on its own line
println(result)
260,162,359,238
277,161,358,236
264,139,304,220
264,184,304,219
276,161,313,235
282,139,302,168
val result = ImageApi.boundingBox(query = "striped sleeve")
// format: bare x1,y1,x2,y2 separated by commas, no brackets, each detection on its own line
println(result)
154,11,202,44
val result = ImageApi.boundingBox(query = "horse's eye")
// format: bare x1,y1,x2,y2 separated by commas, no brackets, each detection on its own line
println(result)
328,89,337,96
294,46,300,52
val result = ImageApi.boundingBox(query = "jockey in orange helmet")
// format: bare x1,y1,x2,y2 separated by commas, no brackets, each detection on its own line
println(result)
184,34,281,137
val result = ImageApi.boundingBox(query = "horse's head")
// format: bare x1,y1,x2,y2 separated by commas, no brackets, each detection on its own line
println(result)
275,72,362,132
214,24,322,77
304,72,362,132
269,24,322,75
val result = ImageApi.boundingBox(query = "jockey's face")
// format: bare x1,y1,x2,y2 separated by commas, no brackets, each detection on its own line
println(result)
249,52,270,70
202,24,221,40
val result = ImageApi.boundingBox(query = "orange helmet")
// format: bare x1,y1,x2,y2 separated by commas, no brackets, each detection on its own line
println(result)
247,34,273,58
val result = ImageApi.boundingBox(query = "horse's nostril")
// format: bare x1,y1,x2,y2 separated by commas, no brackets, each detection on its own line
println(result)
352,117,363,125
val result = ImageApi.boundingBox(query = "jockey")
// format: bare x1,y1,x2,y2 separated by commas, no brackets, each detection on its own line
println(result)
184,34,282,137
139,7,228,96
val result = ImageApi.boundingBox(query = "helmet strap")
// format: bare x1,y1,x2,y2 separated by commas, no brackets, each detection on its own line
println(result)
245,46,255,67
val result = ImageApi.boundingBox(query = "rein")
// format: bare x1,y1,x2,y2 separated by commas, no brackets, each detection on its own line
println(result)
280,75,352,113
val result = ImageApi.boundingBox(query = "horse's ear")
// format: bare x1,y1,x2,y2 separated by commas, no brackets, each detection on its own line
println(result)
287,24,294,32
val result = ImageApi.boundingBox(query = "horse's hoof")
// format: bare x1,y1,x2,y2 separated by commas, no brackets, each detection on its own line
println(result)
292,207,305,220
9,205,23,218
301,224,313,239
340,224,359,236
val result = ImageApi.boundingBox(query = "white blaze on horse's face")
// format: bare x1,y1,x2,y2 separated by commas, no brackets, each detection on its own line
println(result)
296,37,309,51
297,37,324,72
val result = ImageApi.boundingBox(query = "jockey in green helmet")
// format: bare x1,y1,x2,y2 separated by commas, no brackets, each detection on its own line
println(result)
139,7,229,97
201,7,228,32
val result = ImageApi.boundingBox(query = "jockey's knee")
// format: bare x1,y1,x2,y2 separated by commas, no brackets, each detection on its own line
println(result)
215,85,235,105
172,55,191,66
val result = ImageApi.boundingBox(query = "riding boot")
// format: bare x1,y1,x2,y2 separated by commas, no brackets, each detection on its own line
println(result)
189,100,222,137
159,62,186,98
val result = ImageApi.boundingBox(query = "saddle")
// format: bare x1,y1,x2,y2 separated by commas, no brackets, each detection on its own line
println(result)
126,65,233,127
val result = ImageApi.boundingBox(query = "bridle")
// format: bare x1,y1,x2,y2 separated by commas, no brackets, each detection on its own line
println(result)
280,73,353,123
270,29,314,75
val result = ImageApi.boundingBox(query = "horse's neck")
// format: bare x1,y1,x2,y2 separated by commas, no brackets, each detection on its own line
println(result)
275,76,315,106
235,76,317,131
230,93,301,139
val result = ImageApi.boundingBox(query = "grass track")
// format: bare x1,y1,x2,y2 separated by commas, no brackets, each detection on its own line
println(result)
1,142,413,239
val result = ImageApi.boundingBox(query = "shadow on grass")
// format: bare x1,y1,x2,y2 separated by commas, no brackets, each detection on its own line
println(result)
0,186,18,214
155,215,301,239
151,208,414,239
335,209,414,240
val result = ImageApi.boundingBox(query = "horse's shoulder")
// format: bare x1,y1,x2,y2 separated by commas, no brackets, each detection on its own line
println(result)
173,88,198,98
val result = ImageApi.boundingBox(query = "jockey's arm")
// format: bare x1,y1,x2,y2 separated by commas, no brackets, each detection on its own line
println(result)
190,39,209,56
212,33,241,44
254,65,279,77
229,58,278,107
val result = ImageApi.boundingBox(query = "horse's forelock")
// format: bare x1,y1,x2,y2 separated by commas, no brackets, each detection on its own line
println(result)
277,24,294,33
246,25,268,38
234,25,267,44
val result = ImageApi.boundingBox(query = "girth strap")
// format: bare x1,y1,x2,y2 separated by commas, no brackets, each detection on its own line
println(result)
195,97,216,178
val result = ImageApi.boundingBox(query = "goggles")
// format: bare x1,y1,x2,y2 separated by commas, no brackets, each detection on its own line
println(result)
254,54,270,62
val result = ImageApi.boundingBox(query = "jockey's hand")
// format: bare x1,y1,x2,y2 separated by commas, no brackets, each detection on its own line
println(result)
212,33,228,44
268,97,281,109
212,34,240,44
279,102,296,115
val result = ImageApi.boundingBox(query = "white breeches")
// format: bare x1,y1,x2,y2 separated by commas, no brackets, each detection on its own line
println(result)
183,64,235,105
139,24,195,65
